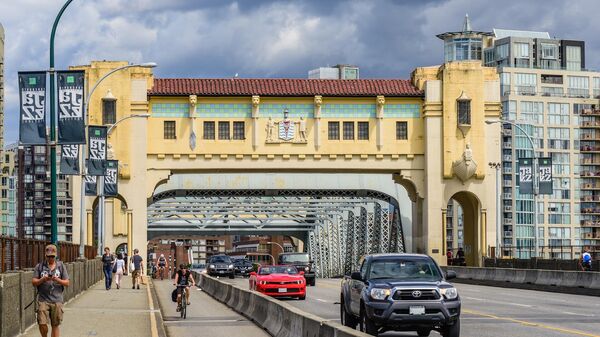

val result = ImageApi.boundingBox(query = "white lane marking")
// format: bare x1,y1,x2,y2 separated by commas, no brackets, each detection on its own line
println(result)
563,311,596,317
316,298,329,303
462,296,534,308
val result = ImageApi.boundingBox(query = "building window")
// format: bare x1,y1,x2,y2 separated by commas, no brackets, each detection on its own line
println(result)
163,121,176,139
357,122,369,140
457,100,471,125
203,121,215,140
218,121,230,140
566,46,582,71
567,76,589,98
328,122,339,140
540,43,557,59
514,73,536,95
343,122,354,140
102,99,116,125
547,103,570,125
396,122,408,140
232,121,245,140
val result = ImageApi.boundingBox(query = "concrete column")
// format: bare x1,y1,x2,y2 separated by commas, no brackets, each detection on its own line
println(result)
86,211,93,246
127,210,133,258
441,208,448,261
376,96,385,150
314,96,322,150
252,95,260,149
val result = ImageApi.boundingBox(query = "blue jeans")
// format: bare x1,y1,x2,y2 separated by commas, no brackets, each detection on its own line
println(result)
104,265,113,289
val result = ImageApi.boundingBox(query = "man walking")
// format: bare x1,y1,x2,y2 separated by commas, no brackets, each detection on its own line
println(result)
32,244,70,337
101,247,115,290
131,248,144,289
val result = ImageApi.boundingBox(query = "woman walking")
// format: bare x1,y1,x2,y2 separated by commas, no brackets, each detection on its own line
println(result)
114,253,126,289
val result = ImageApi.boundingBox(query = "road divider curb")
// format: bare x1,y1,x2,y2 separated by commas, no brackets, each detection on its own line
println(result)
443,266,600,296
193,272,368,337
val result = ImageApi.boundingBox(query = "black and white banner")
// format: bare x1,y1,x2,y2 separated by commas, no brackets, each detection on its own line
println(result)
538,157,553,195
88,126,107,175
518,158,534,194
103,160,118,197
84,162,97,196
18,72,47,144
59,144,80,175
57,71,86,144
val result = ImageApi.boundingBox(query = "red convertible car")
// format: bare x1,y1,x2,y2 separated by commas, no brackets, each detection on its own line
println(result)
249,265,306,300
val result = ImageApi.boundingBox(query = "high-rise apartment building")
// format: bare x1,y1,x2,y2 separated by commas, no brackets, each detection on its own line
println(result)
483,27,600,259
1,143,17,236
0,23,6,236
16,145,73,241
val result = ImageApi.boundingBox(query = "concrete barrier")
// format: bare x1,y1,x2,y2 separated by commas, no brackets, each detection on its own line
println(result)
198,273,368,337
444,266,600,296
0,258,103,337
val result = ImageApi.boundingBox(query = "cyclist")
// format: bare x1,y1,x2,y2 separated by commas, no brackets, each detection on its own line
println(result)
580,249,593,271
173,264,195,311
158,254,167,280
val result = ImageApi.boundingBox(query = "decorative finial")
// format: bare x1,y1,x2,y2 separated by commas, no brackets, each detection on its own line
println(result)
463,13,472,32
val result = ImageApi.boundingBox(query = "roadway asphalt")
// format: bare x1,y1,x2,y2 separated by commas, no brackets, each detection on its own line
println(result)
225,277,600,337
153,277,269,337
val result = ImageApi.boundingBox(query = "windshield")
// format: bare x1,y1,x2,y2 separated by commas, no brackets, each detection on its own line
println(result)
259,266,299,275
368,259,441,281
280,254,309,264
210,256,232,264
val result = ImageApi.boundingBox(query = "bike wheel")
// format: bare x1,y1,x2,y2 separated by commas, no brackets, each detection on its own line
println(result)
182,290,187,319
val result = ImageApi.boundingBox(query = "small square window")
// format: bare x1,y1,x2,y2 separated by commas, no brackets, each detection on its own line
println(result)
328,122,340,140
396,121,408,140
203,121,215,140
163,121,176,139
357,122,369,140
233,121,245,140
343,122,354,140
218,121,230,140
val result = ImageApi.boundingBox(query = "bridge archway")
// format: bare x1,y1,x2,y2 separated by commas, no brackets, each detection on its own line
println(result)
446,191,482,266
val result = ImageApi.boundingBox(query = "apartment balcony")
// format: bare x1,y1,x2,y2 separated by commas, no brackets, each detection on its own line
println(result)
503,193,512,199
504,231,513,238
504,219,513,225
580,145,600,153
503,155,512,161
580,120,600,128
503,142,512,149
582,220,600,227
582,232,600,239
581,171,600,178
581,195,600,202
581,207,600,215
502,129,513,137
504,205,512,212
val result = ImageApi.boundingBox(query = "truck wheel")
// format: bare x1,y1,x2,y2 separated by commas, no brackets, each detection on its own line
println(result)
442,320,460,337
340,297,357,328
359,305,378,336
417,329,431,336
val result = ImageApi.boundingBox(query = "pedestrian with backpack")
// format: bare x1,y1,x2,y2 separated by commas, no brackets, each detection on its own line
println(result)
32,244,70,337
581,249,593,271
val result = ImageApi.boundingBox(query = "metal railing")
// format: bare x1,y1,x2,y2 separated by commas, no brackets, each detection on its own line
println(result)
0,236,96,272
495,244,600,260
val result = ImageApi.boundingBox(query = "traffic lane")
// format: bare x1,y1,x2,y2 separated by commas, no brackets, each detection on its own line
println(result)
225,277,600,337
153,278,269,337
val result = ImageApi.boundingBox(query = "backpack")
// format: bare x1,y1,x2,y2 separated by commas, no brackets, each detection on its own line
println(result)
583,252,592,263
171,289,178,302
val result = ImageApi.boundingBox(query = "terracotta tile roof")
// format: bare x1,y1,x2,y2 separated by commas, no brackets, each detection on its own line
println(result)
148,78,422,97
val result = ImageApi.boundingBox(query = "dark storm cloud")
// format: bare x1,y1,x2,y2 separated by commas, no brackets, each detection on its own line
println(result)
1,0,600,143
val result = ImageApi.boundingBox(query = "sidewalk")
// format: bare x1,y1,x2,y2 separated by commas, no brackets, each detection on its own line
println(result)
22,274,158,337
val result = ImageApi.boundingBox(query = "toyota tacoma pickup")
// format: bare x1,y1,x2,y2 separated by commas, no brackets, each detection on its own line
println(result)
340,254,460,337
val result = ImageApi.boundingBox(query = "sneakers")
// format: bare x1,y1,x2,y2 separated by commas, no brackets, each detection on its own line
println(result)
187,301,191,305
176,305,181,312
132,286,135,289
137,285,140,290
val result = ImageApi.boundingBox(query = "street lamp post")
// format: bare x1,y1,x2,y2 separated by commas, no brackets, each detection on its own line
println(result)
489,162,502,258
266,241,284,264
49,0,74,245
78,63,156,258
486,119,539,258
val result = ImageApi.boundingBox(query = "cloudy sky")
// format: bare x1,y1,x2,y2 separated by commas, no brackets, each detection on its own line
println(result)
1,0,599,143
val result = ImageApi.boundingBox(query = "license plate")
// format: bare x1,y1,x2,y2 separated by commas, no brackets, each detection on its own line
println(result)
278,288,287,293
218,271,225,274
409,306,425,315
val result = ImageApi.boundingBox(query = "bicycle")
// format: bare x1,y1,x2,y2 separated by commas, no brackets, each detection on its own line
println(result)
176,285,188,319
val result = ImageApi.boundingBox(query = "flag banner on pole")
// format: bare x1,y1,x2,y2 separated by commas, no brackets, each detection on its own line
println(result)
57,71,85,144
103,160,118,197
59,144,79,175
538,157,553,195
88,125,107,175
18,72,47,144
84,161,97,196
518,158,534,194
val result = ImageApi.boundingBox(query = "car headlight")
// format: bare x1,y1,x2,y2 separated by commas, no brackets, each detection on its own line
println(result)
228,264,234,269
209,264,215,269
440,287,458,300
258,280,267,285
304,267,309,272
370,288,391,300
297,280,303,284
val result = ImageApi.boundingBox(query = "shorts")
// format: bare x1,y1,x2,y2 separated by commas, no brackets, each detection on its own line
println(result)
177,285,190,295
37,301,64,326
132,270,140,279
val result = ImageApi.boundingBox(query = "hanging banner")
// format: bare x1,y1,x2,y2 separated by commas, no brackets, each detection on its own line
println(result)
538,157,553,195
18,72,47,144
57,71,86,144
104,160,118,197
59,144,79,175
518,158,534,194
88,126,107,175
84,161,97,196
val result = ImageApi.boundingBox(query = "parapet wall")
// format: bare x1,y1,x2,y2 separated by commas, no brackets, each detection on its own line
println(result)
0,259,103,337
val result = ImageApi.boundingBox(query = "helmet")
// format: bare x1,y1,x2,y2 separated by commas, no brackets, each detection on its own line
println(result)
180,263,187,269
160,254,164,258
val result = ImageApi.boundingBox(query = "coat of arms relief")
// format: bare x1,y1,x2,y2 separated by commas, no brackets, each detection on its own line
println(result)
265,109,308,144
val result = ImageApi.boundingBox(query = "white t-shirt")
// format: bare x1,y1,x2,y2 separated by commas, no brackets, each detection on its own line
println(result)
115,259,125,272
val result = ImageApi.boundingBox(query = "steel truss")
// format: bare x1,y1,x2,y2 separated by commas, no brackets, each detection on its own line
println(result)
148,190,405,278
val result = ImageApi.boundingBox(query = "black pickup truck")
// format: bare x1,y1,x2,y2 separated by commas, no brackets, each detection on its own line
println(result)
340,254,460,337
278,252,316,286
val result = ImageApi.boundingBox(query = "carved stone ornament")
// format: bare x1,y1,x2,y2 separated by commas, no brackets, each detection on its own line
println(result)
452,143,477,182
265,113,308,144
189,94,197,106
252,95,260,107
314,95,322,107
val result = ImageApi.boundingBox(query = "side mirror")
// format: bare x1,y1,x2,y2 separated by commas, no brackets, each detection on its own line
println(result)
250,272,257,277
350,272,362,281
299,271,305,276
446,270,457,280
